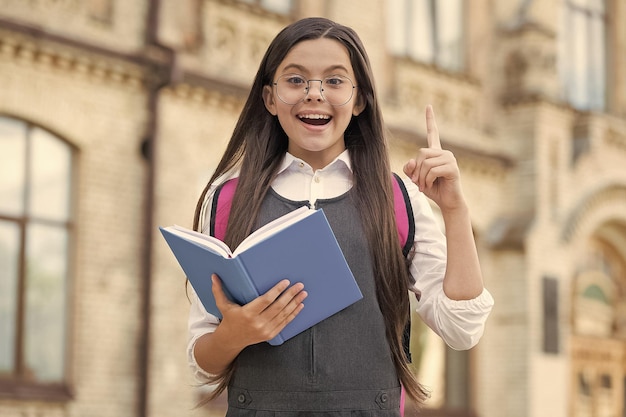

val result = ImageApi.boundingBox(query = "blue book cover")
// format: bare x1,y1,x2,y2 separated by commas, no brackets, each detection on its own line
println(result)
159,207,362,345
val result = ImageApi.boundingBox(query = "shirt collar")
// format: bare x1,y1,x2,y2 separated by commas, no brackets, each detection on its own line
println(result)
276,150,353,175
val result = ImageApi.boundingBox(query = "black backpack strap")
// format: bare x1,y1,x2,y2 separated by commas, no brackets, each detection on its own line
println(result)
392,172,415,257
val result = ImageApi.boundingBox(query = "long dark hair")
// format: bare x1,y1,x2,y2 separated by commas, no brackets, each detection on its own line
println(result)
193,17,428,405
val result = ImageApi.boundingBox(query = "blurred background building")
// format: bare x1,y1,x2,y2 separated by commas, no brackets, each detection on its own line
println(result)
1,0,625,416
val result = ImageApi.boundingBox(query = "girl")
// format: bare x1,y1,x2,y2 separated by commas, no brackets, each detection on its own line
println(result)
187,17,493,416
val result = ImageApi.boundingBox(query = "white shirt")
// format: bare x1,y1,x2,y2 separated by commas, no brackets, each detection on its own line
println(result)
187,150,494,381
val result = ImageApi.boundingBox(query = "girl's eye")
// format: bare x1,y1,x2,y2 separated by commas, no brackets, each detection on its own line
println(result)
324,77,344,87
286,76,306,85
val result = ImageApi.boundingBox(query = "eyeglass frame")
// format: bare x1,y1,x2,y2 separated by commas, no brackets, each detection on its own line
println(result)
272,73,357,107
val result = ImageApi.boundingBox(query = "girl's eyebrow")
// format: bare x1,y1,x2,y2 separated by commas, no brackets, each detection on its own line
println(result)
281,63,351,74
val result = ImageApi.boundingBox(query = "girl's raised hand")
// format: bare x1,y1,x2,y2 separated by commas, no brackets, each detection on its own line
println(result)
403,105,466,213
211,274,308,349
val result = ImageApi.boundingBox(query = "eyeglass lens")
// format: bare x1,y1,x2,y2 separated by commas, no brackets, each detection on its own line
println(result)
274,74,355,106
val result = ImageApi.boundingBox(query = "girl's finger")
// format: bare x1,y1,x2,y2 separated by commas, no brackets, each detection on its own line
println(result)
425,105,442,150
417,153,450,190
211,274,235,312
246,279,293,314
265,288,308,333
262,282,307,316
403,159,420,184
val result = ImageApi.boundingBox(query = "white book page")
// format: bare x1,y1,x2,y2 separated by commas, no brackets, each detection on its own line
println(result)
168,225,232,257
233,206,314,256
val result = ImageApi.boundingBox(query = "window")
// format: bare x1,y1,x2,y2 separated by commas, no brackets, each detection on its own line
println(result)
388,0,464,72
543,276,560,353
559,0,607,110
0,116,75,397
237,0,292,14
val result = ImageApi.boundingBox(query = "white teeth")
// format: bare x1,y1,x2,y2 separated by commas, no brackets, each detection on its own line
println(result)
298,114,330,120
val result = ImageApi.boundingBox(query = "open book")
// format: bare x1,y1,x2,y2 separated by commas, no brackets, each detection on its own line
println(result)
159,207,362,345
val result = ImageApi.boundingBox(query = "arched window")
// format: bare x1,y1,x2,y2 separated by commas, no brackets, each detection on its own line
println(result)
0,116,75,398
571,223,626,417
573,233,626,338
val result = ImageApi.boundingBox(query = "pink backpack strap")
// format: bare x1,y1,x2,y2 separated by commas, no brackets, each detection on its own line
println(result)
209,177,239,240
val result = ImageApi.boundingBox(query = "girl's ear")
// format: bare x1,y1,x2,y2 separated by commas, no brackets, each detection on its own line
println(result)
352,92,366,116
263,85,277,115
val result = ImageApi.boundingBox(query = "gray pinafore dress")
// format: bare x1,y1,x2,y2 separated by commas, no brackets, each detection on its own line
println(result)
226,189,401,416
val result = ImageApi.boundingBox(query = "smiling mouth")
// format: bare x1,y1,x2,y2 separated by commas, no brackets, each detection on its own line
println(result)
298,114,331,126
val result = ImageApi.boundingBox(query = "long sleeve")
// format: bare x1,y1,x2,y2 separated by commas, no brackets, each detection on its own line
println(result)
187,288,220,383
186,171,235,383
403,175,494,350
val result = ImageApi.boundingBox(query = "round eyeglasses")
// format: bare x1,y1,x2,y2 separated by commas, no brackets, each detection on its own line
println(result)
273,74,356,107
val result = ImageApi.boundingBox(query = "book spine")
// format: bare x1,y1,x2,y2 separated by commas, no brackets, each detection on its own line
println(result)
236,258,285,346
234,257,262,304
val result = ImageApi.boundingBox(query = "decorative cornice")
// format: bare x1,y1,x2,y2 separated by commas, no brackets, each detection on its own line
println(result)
164,82,244,111
0,17,252,103
499,91,573,112
392,56,480,86
0,25,147,88
498,20,557,39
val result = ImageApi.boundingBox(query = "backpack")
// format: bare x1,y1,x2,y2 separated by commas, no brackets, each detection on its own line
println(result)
208,173,416,361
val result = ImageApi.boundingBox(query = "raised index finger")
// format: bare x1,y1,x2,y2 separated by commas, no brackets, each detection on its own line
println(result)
426,105,442,150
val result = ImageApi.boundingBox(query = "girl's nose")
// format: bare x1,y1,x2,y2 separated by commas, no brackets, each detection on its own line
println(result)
304,79,324,102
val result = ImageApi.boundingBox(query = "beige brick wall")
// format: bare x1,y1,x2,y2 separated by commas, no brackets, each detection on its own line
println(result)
149,89,245,417
0,27,149,417
1,1,626,417
0,0,147,52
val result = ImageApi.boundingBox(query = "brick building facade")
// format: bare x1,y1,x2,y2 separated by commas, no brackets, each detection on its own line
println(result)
1,1,625,416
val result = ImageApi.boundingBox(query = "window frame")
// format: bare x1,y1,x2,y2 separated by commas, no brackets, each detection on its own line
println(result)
560,0,608,111
235,0,293,15
388,0,466,73
0,115,77,401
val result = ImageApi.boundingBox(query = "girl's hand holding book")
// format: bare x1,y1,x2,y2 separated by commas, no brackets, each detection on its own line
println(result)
211,274,308,348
